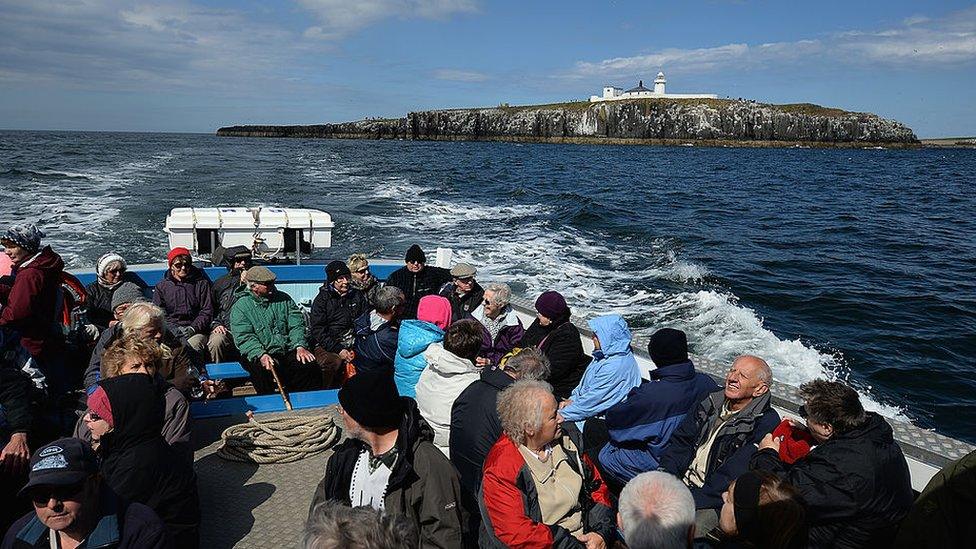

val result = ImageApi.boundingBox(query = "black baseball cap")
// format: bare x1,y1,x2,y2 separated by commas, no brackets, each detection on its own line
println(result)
18,438,99,497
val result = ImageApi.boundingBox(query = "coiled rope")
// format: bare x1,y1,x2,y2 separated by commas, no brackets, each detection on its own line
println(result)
217,412,342,464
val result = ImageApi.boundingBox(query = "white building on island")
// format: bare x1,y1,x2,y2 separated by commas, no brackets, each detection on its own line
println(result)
590,72,717,102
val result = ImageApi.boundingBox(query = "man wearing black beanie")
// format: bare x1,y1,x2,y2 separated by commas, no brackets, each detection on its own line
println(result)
598,328,720,493
309,370,463,547
385,244,451,319
309,260,370,387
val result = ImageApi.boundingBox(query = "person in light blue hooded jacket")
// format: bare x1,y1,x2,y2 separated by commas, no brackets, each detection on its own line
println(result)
393,295,451,398
559,314,642,423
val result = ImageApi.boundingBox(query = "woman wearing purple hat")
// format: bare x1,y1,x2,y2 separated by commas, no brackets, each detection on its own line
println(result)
520,291,587,400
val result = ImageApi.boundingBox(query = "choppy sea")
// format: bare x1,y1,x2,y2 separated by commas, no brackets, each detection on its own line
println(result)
2,130,974,443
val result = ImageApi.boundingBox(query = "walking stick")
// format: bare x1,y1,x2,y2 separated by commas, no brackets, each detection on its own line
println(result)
267,358,293,411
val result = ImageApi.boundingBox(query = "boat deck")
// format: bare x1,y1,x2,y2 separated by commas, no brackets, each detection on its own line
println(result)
193,407,342,549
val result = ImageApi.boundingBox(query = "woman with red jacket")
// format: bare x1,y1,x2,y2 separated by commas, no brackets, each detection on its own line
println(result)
0,224,66,391
479,379,615,548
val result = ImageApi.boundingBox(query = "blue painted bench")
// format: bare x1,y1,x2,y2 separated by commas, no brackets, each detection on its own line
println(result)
190,389,339,418
205,361,250,380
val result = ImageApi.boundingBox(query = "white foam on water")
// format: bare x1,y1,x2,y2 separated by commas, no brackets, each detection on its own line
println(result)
350,172,906,421
9,153,177,267
648,289,906,419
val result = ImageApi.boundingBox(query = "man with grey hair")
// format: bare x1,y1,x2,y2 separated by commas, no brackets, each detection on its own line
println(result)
659,355,780,535
352,286,404,375
618,471,695,549
304,501,417,549
471,282,524,368
449,348,552,543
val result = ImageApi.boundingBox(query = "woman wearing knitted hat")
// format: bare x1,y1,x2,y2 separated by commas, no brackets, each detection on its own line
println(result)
152,247,214,357
84,252,148,331
0,223,68,392
520,290,587,400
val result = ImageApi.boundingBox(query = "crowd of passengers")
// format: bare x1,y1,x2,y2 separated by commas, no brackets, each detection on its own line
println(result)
0,221,973,549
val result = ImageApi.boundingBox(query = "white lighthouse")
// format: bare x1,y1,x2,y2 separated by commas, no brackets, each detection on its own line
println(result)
653,71,666,94
589,71,717,102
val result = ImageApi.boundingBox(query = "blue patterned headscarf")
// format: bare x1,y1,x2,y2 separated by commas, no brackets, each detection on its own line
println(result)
2,223,44,252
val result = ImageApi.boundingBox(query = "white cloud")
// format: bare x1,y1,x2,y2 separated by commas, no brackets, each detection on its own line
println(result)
433,69,489,82
0,1,322,95
571,7,976,80
298,0,478,40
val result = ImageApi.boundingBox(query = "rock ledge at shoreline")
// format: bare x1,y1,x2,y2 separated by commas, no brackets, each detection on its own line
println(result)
217,98,919,147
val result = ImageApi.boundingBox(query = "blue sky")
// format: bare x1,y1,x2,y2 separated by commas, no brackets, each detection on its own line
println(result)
1,0,974,137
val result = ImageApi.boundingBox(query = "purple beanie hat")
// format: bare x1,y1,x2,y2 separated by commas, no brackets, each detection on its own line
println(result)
535,291,569,319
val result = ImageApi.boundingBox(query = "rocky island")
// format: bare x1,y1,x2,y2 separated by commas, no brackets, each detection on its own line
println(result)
216,98,919,147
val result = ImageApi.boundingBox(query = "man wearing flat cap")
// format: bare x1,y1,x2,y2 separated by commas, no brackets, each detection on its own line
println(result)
309,370,463,548
437,262,484,320
2,438,171,548
386,245,451,320
229,266,322,394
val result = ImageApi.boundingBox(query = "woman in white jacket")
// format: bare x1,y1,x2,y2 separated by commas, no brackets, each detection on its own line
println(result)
416,319,484,456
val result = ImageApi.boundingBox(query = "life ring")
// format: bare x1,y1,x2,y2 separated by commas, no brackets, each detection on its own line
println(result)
60,272,88,327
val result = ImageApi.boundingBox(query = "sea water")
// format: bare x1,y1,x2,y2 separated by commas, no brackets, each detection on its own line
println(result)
2,130,974,443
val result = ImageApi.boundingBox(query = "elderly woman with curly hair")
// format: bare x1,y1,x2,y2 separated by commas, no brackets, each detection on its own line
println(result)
479,379,615,549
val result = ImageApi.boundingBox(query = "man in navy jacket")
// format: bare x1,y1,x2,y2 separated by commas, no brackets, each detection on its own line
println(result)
599,329,719,491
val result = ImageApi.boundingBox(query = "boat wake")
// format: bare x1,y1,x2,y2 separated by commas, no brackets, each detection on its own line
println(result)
354,173,905,420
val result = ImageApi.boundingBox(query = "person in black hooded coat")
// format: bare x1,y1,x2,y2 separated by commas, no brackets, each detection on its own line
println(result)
519,291,586,400
88,374,200,548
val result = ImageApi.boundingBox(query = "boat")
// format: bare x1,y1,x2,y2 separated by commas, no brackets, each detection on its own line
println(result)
65,207,973,548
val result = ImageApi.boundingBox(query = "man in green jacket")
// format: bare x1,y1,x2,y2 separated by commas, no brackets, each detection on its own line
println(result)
229,266,322,394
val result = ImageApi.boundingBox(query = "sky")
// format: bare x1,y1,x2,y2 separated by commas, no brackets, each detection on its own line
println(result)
1,0,974,137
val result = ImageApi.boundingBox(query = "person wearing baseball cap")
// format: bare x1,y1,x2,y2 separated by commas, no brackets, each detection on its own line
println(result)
208,246,252,364
385,245,451,319
309,370,463,547
229,266,323,394
3,438,171,548
152,247,214,358
308,260,370,387
437,262,484,320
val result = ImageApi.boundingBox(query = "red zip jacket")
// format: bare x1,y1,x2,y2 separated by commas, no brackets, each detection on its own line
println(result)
479,431,614,548
0,246,65,359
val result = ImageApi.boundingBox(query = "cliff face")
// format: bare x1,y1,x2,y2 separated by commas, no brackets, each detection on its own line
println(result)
217,99,918,144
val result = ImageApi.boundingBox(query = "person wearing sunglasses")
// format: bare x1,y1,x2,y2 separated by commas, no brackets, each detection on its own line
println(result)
208,246,252,364
151,248,214,358
385,245,451,320
3,437,171,548
84,252,147,332
346,253,380,302
437,262,484,320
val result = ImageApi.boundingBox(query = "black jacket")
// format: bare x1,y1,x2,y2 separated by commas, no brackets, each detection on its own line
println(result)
521,318,587,400
386,266,451,320
351,311,399,374
210,270,244,329
2,489,172,549
658,390,780,509
97,374,200,548
0,363,31,434
309,398,464,549
309,285,370,352
438,281,485,320
84,272,148,330
751,412,913,549
450,368,515,518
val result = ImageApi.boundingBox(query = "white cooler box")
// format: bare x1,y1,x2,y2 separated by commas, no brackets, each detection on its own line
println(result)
165,207,334,259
